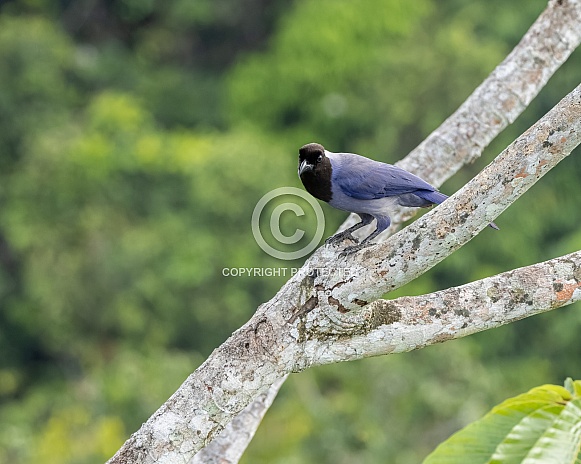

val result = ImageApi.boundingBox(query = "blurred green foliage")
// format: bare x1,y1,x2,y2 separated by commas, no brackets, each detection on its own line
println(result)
0,1,580,463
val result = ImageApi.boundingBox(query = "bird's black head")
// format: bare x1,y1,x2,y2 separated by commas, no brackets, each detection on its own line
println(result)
298,143,326,176
298,142,332,202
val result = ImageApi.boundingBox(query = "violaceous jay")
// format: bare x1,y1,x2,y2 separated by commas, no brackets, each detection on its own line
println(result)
298,142,498,254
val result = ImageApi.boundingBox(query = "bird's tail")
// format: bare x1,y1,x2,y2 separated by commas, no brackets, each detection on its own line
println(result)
417,190,448,205
418,190,499,230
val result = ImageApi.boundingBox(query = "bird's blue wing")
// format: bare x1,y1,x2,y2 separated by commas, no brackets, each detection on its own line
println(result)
334,154,436,200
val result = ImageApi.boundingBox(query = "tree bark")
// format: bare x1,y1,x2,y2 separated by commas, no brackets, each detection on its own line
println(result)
189,376,287,464
342,0,581,239
108,1,581,463
108,82,581,464
188,1,581,460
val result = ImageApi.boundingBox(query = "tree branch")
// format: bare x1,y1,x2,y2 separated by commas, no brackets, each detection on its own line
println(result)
401,0,581,184
321,83,581,311
108,1,581,462
108,82,581,464
189,376,287,464
195,1,581,459
342,0,581,238
298,250,581,365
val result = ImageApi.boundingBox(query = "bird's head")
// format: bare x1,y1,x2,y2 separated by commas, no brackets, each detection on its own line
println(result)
297,142,333,202
298,143,327,178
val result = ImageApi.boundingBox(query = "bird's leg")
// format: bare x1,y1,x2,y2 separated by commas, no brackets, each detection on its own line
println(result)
325,214,374,246
325,226,359,245
340,217,390,256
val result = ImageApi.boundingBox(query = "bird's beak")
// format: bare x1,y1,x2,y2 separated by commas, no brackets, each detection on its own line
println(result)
298,160,313,176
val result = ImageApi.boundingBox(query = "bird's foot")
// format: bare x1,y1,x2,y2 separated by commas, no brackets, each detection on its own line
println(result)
339,242,372,257
325,231,359,246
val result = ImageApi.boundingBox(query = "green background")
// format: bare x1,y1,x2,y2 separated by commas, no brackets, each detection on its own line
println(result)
0,1,580,462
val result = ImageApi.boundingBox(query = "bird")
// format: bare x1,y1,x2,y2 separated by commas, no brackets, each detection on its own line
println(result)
298,142,498,254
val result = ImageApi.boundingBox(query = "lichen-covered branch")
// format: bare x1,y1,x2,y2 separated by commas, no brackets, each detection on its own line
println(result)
189,376,287,464
298,252,581,365
320,83,581,310
107,83,581,464
341,0,581,238
199,0,581,459
400,0,581,184
107,1,581,463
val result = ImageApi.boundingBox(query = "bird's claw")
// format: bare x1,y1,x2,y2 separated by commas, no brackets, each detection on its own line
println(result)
325,232,359,246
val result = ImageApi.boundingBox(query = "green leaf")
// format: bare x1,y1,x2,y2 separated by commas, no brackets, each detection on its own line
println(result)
423,380,581,464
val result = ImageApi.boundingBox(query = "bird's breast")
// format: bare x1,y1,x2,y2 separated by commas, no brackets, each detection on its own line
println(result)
300,171,333,202
329,191,401,216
